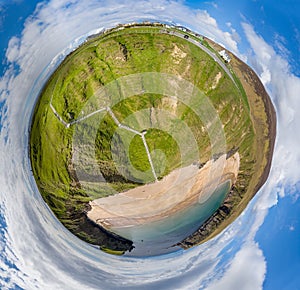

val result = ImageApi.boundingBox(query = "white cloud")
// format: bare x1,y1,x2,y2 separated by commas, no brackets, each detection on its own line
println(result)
289,225,295,231
242,22,300,194
191,10,239,53
207,242,266,290
0,1,298,289
273,33,290,60
5,37,20,63
211,22,300,288
0,1,249,288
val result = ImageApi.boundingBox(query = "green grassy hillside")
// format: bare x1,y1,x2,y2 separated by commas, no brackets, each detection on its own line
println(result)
30,24,256,252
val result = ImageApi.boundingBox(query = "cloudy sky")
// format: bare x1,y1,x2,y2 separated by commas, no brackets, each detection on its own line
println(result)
0,0,300,289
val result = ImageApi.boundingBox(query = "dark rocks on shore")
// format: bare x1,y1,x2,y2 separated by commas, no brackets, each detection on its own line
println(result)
65,202,134,253
175,188,237,249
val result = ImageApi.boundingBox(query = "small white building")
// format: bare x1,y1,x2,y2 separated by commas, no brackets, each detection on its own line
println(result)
219,50,231,63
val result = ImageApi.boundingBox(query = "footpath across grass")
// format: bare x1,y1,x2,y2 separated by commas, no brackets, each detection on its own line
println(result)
30,23,262,253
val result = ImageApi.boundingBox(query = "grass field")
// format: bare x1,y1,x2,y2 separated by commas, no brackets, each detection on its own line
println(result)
30,23,260,252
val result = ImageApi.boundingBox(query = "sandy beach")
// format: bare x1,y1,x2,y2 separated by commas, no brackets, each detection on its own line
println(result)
87,152,240,229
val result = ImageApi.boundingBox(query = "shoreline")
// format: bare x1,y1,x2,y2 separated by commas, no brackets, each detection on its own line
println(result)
29,21,276,253
177,37,277,248
87,152,240,230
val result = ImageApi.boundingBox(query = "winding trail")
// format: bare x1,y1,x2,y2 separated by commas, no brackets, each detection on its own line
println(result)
70,107,106,125
141,131,158,181
50,102,159,182
49,25,238,184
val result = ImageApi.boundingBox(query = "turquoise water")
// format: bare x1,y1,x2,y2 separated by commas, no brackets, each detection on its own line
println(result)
114,180,231,256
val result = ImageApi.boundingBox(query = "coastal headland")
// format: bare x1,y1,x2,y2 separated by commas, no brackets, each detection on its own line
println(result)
30,22,276,254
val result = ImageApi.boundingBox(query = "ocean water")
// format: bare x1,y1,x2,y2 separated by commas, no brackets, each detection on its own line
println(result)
0,0,289,287
115,180,231,256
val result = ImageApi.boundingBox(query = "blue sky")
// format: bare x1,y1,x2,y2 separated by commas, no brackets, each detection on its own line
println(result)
0,0,300,289
1,0,299,75
256,194,300,289
185,0,300,76
0,0,41,75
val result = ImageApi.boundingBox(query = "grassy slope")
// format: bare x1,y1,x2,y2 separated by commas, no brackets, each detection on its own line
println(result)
30,25,255,250
177,37,275,247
